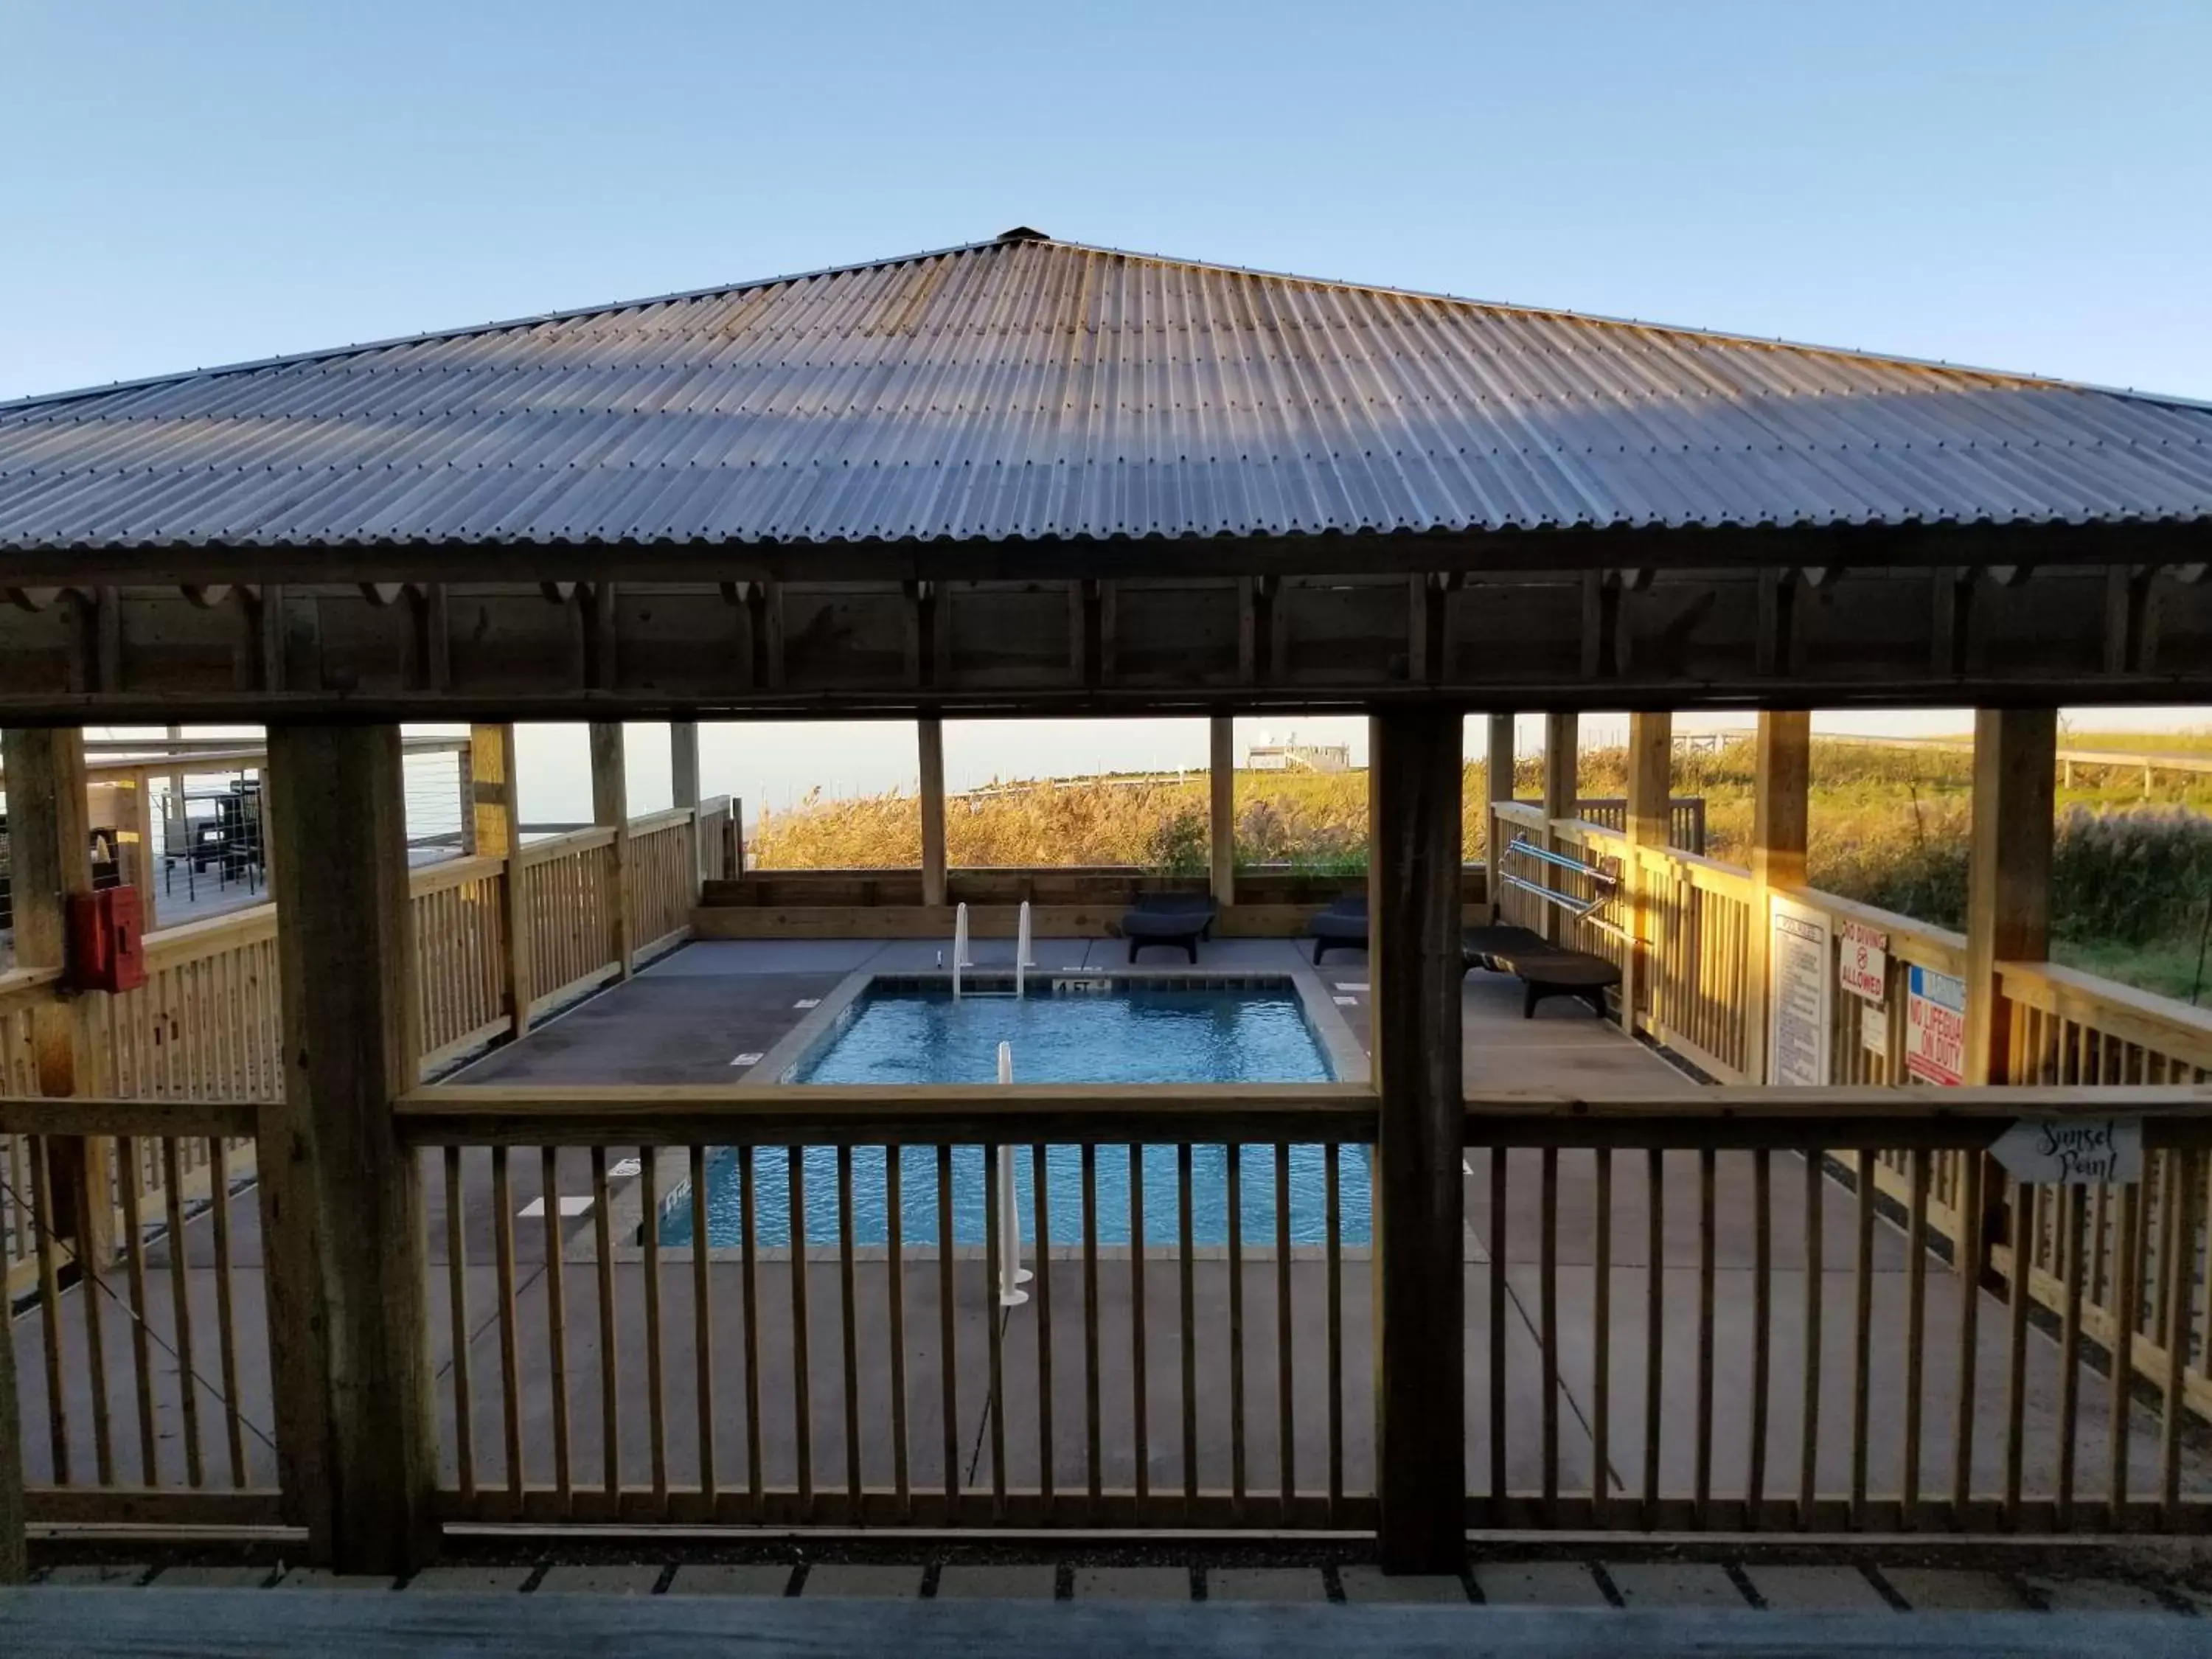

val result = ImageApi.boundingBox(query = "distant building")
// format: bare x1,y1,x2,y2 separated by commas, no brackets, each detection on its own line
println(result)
1247,740,1352,773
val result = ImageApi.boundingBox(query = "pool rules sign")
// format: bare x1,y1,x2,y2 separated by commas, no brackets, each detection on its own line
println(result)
1766,896,1831,1087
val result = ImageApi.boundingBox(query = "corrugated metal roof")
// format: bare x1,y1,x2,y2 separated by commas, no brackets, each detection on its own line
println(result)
1,230,2208,553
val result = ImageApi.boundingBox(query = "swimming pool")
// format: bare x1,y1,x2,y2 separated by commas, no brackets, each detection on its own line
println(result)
789,983,1332,1088
659,981,1368,1248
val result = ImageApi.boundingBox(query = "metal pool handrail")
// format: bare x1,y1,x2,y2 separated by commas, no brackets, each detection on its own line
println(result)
1496,833,1625,933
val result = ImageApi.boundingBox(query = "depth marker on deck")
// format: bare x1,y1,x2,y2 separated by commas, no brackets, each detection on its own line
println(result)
518,1195,594,1220
793,998,821,1009
730,1052,763,1067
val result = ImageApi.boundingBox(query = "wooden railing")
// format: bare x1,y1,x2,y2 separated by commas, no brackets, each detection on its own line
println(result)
10,1082,2212,1547
515,828,622,1018
1,1096,280,1528
412,856,512,1073
1607,848,2212,1441
0,804,711,1301
1566,796,1708,857
396,1084,1376,1528
1463,1088,2212,1533
627,808,697,960
1613,844,1757,1082
696,795,736,885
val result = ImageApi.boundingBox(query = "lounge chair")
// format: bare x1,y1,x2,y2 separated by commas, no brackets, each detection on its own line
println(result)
1121,894,1217,963
1305,894,1368,964
1464,922,1620,1018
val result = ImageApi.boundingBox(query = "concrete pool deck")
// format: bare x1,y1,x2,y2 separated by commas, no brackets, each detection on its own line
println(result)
10,936,2201,1515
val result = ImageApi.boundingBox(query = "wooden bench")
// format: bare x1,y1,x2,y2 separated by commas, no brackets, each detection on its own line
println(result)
1463,922,1620,1018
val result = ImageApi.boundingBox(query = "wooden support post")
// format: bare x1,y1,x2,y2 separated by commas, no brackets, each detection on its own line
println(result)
0,1239,18,1582
1210,714,1237,908
164,725,187,872
669,721,701,810
1964,709,2056,1085
1619,711,1672,1033
1540,712,1577,942
263,724,437,1572
124,767,159,933
919,717,947,909
469,723,529,1038
1,728,110,1259
1743,712,1810,1085
590,722,633,979
1484,712,1514,915
455,742,476,857
1369,706,1466,1573
670,720,704,891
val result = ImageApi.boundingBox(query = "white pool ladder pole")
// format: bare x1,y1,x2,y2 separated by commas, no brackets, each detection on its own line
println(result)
953,902,971,998
997,1041,1032,1304
1015,900,1034,998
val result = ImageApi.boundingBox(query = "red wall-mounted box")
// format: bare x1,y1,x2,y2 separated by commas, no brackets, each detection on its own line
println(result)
67,886,146,992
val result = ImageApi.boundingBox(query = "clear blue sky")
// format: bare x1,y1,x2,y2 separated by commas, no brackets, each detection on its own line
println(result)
18,1,2211,818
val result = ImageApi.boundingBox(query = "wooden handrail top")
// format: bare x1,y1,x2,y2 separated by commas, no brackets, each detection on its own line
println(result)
1999,959,2212,1065
1775,884,1970,972
391,1080,2212,1151
143,903,279,961
517,824,618,864
407,852,506,896
1644,846,1754,892
1551,816,1630,844
1470,1082,2212,1150
394,1082,1379,1146
0,1096,260,1137
0,964,63,1001
627,805,695,837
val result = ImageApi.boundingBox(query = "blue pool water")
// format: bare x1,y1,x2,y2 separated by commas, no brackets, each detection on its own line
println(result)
790,987,1331,1088
660,986,1367,1248
658,1143,1371,1249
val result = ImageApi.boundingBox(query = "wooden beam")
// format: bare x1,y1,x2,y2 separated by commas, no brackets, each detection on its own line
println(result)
263,724,437,1572
1210,714,1237,907
1484,712,1514,897
918,717,947,909
468,723,529,1037
1540,712,1577,942
1619,711,1672,1029
1368,706,1466,1574
590,722,633,978
669,720,704,890
669,721,701,810
0,1195,17,1579
1964,709,2056,1085
1742,712,1811,1085
122,769,158,933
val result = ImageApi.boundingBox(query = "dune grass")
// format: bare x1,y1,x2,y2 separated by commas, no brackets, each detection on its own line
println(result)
748,737,2212,1004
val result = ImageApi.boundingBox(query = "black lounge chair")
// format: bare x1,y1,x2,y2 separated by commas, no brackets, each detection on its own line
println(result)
1464,922,1621,1018
1121,894,1217,963
1305,894,1368,964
